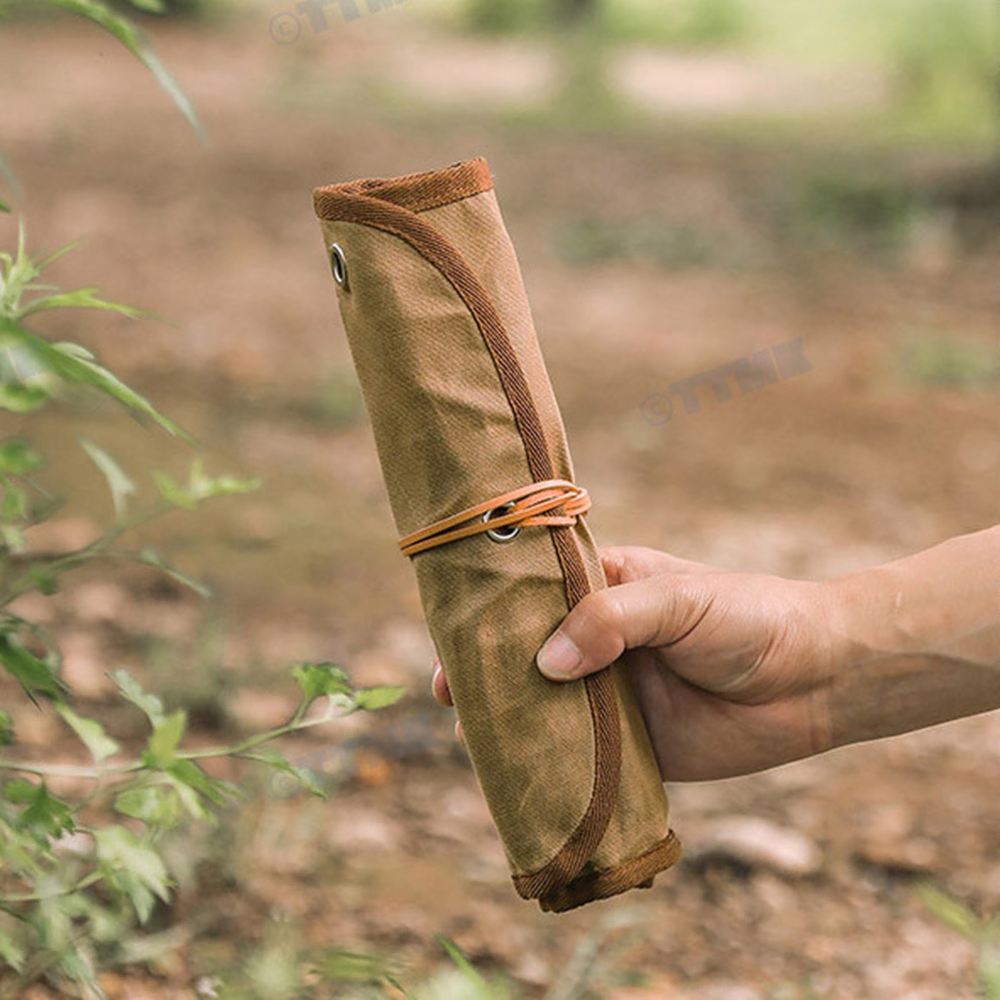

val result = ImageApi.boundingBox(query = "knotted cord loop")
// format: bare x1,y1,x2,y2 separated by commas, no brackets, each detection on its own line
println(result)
398,478,590,558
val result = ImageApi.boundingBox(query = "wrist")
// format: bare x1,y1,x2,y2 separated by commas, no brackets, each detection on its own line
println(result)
825,562,911,662
811,568,895,750
818,535,1000,749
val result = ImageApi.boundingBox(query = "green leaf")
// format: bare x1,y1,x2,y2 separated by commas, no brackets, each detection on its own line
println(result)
166,758,236,806
34,239,83,272
111,668,165,726
916,884,979,940
245,747,327,800
5,778,75,839
0,484,27,522
1,524,26,554
114,785,182,828
317,950,401,988
0,633,63,703
0,223,146,322
162,768,213,821
56,705,120,763
0,439,42,475
0,198,9,215
48,0,206,143
292,662,353,703
150,470,195,510
94,826,172,923
55,946,101,991
0,928,25,972
437,936,491,988
186,457,261,502
128,0,166,11
60,891,126,945
0,709,14,747
353,686,405,712
981,944,1000,999
17,286,144,320
23,565,57,594
152,459,261,510
3,777,35,803
141,709,186,768
0,341,44,381
0,317,191,441
0,219,34,317
0,383,49,413
80,439,136,522
1,525,25,554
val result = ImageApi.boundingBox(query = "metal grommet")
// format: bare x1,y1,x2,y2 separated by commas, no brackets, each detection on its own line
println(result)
482,502,520,543
329,243,348,289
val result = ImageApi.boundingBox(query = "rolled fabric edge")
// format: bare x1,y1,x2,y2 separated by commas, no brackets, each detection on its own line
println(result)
532,830,684,913
314,157,494,218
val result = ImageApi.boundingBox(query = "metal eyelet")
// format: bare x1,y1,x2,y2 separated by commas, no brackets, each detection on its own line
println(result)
482,502,520,543
329,243,348,289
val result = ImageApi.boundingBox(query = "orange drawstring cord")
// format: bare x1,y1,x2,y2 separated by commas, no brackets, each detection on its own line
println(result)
398,478,590,558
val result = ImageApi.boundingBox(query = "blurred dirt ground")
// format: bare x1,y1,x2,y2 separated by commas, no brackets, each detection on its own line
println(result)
1,8,998,999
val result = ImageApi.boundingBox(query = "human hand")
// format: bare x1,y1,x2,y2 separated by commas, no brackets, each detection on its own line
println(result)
432,546,837,781
432,529,1000,782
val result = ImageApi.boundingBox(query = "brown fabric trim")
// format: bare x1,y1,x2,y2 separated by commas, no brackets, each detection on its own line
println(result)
511,655,619,900
314,158,493,218
315,183,622,903
537,829,683,914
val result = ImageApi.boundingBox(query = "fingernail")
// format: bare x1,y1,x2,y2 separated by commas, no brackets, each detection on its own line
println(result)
536,631,582,679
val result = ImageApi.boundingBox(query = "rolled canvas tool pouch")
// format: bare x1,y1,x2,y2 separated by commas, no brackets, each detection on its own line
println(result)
313,158,681,912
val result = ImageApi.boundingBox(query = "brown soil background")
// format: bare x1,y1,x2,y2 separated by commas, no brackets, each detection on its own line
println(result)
1,8,997,999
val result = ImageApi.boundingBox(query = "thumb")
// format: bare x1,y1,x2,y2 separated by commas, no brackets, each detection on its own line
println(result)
536,576,709,681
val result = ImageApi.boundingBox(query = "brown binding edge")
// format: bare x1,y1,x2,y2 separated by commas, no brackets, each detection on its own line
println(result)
539,829,683,914
313,173,622,902
314,158,493,218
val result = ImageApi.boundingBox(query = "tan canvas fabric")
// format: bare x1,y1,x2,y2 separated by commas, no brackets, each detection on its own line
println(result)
313,158,681,911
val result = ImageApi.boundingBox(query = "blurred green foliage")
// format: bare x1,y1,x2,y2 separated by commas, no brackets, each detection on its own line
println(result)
890,0,998,137
460,0,546,35
917,885,1000,999
0,4,406,994
602,0,748,47
450,0,749,45
554,215,726,269
795,173,920,259
895,332,1000,390
425,0,996,140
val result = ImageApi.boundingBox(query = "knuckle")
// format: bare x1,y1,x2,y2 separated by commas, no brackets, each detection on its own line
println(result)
587,588,622,631
574,590,625,659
